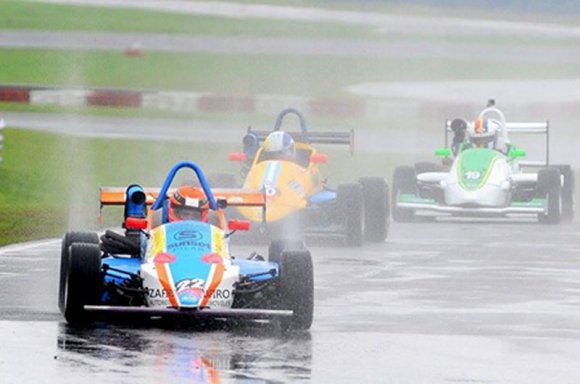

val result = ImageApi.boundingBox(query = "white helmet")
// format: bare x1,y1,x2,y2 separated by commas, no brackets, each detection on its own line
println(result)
468,118,500,148
263,131,295,157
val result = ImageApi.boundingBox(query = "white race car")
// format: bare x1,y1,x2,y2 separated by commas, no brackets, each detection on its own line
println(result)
392,106,574,223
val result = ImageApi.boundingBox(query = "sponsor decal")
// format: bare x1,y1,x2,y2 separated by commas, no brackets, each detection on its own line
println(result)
288,179,305,197
173,230,203,241
176,278,205,306
148,288,169,299
212,288,231,299
167,240,211,251
202,252,224,265
264,185,277,197
146,226,167,260
464,171,482,180
211,226,227,257
208,288,233,307
153,252,176,264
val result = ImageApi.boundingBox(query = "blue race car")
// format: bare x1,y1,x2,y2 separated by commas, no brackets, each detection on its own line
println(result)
59,161,313,330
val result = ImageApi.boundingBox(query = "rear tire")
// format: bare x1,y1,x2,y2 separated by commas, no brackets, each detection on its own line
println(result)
337,184,363,246
392,166,417,222
277,249,313,331
63,243,102,325
358,177,389,242
551,164,574,222
268,239,306,264
59,232,99,313
537,168,562,225
414,161,441,175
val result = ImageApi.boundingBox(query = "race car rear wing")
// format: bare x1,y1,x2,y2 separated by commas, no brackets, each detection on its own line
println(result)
505,121,550,167
245,108,355,154
99,187,267,220
444,119,550,166
247,128,355,154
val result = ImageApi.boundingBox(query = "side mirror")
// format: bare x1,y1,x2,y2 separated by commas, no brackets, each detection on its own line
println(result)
435,148,452,157
228,219,250,231
310,153,328,164
229,152,247,162
509,148,526,159
125,217,148,230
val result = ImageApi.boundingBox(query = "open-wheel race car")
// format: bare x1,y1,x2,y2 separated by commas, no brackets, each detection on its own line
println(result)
223,108,389,246
59,161,313,330
392,105,574,223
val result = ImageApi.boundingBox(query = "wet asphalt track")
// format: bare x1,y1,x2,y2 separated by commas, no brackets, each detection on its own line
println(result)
2,220,580,383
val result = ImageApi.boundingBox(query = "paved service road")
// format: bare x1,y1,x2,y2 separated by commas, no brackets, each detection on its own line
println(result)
2,220,580,383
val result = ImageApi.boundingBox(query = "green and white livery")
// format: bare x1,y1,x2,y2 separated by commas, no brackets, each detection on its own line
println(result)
392,106,574,224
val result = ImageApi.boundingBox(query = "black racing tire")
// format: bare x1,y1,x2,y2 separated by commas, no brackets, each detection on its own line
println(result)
551,164,574,222
277,249,313,331
536,167,562,225
59,232,99,313
414,161,441,175
207,173,237,188
392,166,417,222
358,177,389,242
63,243,102,325
268,239,307,264
337,183,363,246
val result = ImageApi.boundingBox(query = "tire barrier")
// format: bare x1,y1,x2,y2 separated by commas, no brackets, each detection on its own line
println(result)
0,84,375,119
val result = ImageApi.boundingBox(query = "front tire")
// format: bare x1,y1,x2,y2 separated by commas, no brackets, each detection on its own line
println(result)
63,243,102,325
337,184,363,246
59,232,99,313
414,161,441,175
359,177,389,242
392,166,417,222
537,168,562,225
551,164,574,222
277,249,313,331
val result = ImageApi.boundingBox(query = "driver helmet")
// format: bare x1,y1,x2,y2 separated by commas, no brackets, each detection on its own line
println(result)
468,118,500,148
263,131,295,159
168,186,209,222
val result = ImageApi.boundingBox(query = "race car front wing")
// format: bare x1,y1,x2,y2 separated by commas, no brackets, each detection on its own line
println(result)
83,306,293,319
397,194,545,215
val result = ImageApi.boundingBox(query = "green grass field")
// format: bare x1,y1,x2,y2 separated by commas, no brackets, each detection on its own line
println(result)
2,48,580,98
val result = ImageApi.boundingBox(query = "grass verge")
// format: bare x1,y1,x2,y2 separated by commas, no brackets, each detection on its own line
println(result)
2,49,580,97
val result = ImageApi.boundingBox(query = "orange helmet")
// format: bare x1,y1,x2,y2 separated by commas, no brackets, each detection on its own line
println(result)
168,186,210,222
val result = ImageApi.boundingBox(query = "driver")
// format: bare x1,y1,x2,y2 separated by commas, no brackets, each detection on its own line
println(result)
262,131,296,162
467,118,500,150
167,186,210,222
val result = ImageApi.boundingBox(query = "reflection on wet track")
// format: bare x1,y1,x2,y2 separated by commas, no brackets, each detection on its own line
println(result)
57,323,311,383
2,221,580,382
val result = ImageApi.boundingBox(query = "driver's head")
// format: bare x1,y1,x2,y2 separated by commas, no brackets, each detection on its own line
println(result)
468,118,499,148
263,131,295,159
168,186,209,222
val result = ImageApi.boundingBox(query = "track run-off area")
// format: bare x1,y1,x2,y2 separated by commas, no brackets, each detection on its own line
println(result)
2,220,580,383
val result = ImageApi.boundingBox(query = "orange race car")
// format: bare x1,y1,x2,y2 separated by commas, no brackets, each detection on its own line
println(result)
224,108,389,246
